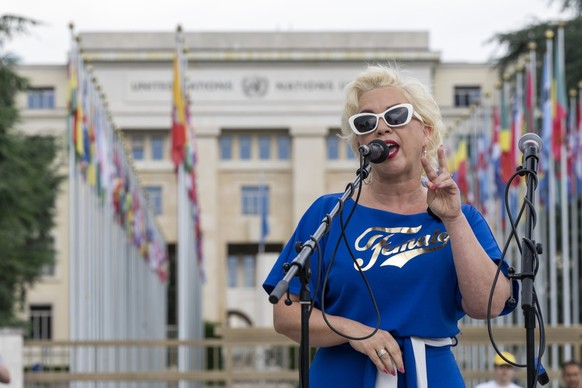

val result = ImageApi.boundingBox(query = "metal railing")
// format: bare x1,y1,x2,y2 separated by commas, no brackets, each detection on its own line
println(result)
23,325,582,387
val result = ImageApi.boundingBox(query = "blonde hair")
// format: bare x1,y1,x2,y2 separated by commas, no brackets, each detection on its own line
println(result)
340,64,444,170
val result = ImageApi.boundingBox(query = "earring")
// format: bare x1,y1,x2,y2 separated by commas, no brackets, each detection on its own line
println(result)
422,147,427,157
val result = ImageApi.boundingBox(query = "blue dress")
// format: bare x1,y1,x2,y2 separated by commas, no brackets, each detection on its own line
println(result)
263,194,517,387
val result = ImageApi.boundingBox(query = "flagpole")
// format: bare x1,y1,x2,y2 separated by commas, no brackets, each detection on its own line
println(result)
67,23,81,381
574,82,582,325
555,24,572,362
544,28,560,373
569,88,579,328
256,169,270,381
493,83,504,244
173,25,190,388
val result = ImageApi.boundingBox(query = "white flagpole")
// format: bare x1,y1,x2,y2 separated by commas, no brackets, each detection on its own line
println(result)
67,24,81,383
569,90,579,327
556,25,572,362
574,85,582,325
543,31,559,372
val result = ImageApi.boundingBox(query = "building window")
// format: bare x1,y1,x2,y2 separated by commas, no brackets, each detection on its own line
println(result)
241,185,269,216
29,305,52,339
151,136,164,160
327,135,340,160
327,130,355,160
227,254,256,288
258,136,271,160
27,87,55,109
239,136,252,160
243,255,256,287
227,255,238,287
39,263,55,277
144,186,163,215
277,135,290,160
132,135,145,160
346,143,355,159
220,135,232,160
454,86,481,107
220,132,291,161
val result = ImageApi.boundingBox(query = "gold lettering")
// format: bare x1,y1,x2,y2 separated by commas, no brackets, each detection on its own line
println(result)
354,225,450,270
354,227,420,271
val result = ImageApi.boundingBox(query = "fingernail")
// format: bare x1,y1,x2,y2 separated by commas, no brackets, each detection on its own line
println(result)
383,369,389,374
399,367,405,373
391,370,396,376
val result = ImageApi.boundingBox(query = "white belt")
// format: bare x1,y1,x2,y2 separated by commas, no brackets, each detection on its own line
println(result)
375,337,453,388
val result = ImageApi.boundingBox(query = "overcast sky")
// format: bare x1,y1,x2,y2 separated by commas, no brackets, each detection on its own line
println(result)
2,0,573,64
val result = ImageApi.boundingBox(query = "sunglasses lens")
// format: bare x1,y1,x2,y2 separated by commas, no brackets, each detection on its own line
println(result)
385,106,411,126
352,116,378,134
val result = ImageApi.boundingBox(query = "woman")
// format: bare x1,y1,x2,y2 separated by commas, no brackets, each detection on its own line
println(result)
263,64,516,387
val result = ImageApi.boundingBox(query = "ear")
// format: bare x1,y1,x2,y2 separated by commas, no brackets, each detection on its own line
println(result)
422,124,433,147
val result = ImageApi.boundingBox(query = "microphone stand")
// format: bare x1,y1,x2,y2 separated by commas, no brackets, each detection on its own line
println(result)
518,146,541,388
268,163,372,388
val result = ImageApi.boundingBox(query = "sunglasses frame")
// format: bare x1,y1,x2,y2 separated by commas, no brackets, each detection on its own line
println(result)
348,103,423,135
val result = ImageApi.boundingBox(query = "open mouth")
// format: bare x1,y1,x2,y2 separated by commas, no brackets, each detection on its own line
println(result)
386,143,399,159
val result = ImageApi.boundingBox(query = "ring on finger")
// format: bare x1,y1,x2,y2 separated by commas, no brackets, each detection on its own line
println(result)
376,348,388,358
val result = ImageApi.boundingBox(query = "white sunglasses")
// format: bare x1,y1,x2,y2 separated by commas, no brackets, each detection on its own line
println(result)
348,103,424,135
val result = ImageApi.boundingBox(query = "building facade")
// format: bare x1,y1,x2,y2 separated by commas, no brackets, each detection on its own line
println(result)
16,31,498,339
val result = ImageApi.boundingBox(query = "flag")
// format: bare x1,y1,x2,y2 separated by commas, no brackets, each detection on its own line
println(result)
451,137,469,202
553,25,567,167
499,80,516,185
67,45,79,141
567,94,577,196
577,88,582,195
75,71,85,161
171,49,187,168
539,48,553,207
491,98,504,200
173,27,205,283
476,108,490,214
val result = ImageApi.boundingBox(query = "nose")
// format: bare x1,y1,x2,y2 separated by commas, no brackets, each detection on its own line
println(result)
376,117,393,134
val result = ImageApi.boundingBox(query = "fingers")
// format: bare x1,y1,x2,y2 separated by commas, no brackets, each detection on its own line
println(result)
347,327,404,376
437,145,448,174
422,145,453,189
370,340,404,376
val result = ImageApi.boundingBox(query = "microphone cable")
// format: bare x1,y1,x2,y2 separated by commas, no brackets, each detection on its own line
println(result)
318,151,384,341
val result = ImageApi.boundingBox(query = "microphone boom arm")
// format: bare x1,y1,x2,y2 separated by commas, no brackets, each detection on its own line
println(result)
268,163,371,304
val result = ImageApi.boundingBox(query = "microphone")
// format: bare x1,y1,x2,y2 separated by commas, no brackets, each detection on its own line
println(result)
518,133,542,174
359,140,390,164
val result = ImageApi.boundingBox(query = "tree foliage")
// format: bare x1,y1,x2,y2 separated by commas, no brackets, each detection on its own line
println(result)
491,0,582,91
492,17,582,92
0,15,39,47
550,0,582,15
0,15,63,327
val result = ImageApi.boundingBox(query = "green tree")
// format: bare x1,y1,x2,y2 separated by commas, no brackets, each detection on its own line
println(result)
0,15,63,327
492,18,582,91
491,2,582,90
550,0,582,15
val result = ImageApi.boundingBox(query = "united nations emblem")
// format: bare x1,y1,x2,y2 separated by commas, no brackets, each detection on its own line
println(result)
242,76,269,98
